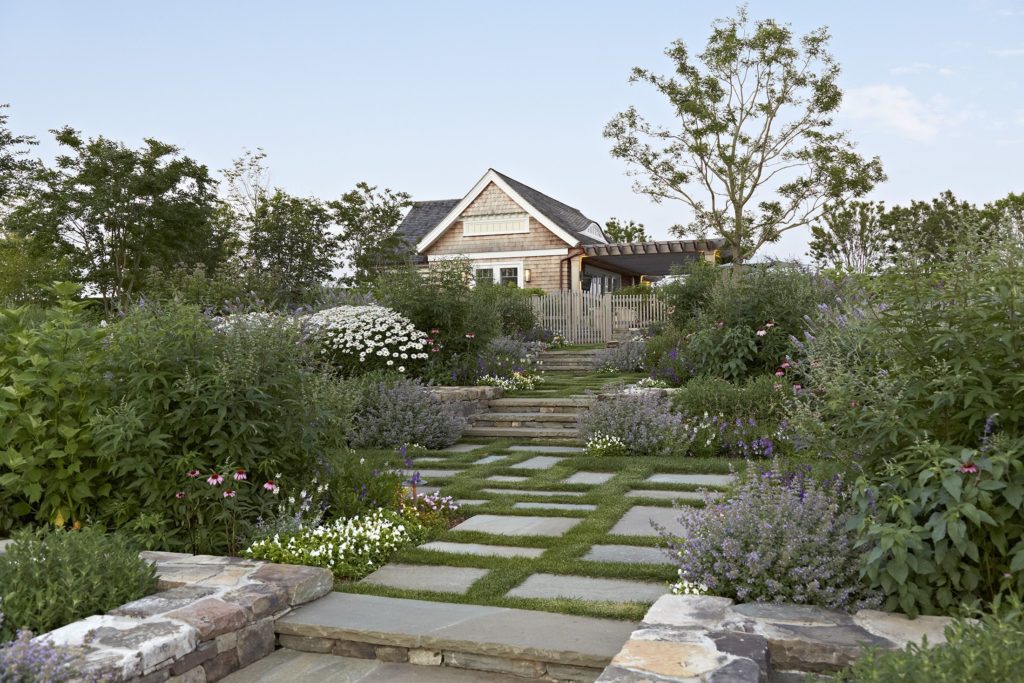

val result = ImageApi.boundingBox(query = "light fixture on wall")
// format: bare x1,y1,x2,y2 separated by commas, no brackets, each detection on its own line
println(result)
524,268,531,283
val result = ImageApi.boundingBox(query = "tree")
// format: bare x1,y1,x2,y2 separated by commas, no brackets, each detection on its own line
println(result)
603,217,650,243
884,190,986,266
6,128,224,310
809,201,890,273
331,182,411,284
0,104,38,209
604,6,885,263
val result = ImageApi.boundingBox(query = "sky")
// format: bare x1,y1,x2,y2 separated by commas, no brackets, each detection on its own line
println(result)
2,0,1023,260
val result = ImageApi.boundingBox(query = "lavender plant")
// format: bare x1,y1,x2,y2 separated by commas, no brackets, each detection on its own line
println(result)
597,339,647,372
0,622,84,683
664,462,881,611
348,378,466,449
578,391,682,456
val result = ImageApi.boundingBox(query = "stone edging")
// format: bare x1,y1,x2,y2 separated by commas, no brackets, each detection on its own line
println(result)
35,551,333,682
431,385,503,417
598,595,954,682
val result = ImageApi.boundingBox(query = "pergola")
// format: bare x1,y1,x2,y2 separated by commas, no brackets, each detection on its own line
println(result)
582,238,727,277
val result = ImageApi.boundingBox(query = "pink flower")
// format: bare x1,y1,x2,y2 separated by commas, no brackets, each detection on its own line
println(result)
715,320,725,329
775,370,785,377
263,480,276,491
187,469,201,478
959,462,978,474
426,337,433,344
756,329,767,337
792,384,802,392
223,489,236,498
781,362,791,369
765,322,775,328
233,469,247,481
465,332,476,339
430,328,440,334
174,491,186,499
207,472,224,486
773,383,782,390
431,346,440,353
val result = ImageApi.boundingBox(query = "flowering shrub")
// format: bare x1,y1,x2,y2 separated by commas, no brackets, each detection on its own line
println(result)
663,463,880,611
635,377,670,389
670,579,708,597
307,305,429,376
327,450,407,519
244,508,421,580
671,376,788,428
447,336,543,385
579,391,682,456
597,340,647,372
254,476,327,540
348,378,466,449
0,625,83,682
404,491,461,532
585,434,629,457
210,311,299,334
678,413,785,458
477,372,542,392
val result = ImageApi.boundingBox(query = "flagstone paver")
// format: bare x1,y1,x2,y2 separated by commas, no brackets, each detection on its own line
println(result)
610,506,686,537
626,489,722,502
509,445,584,454
439,444,487,453
455,499,488,506
485,475,529,483
644,473,736,487
360,564,488,595
473,455,507,465
510,456,565,470
414,457,449,463
582,544,674,565
513,502,597,512
452,514,583,537
507,574,667,602
419,541,546,559
402,469,462,479
480,489,586,498
563,472,615,485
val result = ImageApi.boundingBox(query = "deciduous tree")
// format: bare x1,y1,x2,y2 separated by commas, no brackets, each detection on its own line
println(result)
603,217,650,243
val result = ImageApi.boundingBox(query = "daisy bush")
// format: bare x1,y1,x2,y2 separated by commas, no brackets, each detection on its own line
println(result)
243,508,421,581
585,434,629,457
307,305,429,376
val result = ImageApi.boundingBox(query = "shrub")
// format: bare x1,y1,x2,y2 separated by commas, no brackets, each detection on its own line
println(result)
678,413,784,458
644,329,694,386
0,284,109,532
403,491,461,532
671,376,789,427
657,259,720,326
244,508,421,581
597,340,647,372
0,628,84,682
578,391,682,456
326,449,406,519
449,336,542,385
307,304,429,376
664,462,880,611
476,373,542,392
584,434,630,457
0,528,157,640
348,377,466,449
837,612,1024,683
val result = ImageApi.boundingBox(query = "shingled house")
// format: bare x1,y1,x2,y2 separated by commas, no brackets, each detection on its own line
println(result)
395,169,726,294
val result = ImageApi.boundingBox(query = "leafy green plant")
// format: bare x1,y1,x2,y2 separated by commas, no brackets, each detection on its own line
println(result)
0,528,157,640
0,284,110,532
671,376,788,427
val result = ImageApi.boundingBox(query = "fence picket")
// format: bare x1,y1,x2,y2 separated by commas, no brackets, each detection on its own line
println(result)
530,291,668,343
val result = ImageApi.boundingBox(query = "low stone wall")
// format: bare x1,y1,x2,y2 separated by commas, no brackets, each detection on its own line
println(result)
598,595,954,682
34,552,333,683
431,385,503,417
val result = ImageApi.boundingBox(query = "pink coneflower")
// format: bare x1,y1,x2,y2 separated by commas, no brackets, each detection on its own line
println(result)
465,332,475,339
223,489,236,498
175,491,186,499
187,469,201,478
430,328,440,334
207,472,224,486
263,480,276,491
233,469,247,481
431,346,440,353
775,370,785,377
792,384,802,392
959,462,978,474
781,361,791,369
756,329,767,337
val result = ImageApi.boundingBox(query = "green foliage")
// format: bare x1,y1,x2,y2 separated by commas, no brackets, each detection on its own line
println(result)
603,217,649,243
327,449,406,519
656,260,720,327
838,611,1024,683
810,200,891,274
0,528,157,640
0,284,110,532
330,182,412,285
670,376,788,425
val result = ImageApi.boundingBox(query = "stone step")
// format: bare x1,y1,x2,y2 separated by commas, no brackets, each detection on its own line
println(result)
275,592,636,676
540,365,597,372
488,397,595,413
463,426,580,439
473,412,579,423
539,350,603,357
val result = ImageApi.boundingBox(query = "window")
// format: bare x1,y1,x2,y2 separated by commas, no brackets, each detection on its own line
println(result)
472,262,523,288
463,214,529,237
499,267,519,288
474,268,494,284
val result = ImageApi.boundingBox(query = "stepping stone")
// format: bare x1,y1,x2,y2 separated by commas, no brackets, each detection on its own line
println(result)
507,573,666,602
486,475,529,483
452,514,583,537
419,541,545,559
473,455,507,465
610,506,686,537
414,457,449,463
582,544,674,565
455,499,488,506
626,489,723,502
402,468,462,479
645,473,736,487
510,456,564,470
509,445,584,454
513,502,596,511
439,444,487,453
563,472,614,485
360,564,487,595
480,489,586,498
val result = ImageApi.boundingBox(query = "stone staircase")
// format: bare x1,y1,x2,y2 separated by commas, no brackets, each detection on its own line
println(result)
538,348,603,372
463,396,594,440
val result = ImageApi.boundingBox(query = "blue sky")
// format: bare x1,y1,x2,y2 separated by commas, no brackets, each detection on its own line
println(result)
2,1,1023,259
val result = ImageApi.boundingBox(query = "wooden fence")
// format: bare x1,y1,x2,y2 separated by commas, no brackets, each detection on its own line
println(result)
530,291,669,344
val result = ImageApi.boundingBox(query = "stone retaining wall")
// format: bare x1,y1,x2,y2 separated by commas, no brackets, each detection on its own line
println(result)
33,552,333,683
432,385,503,417
598,595,954,682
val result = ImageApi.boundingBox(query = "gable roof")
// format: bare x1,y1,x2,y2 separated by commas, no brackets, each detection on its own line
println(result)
400,169,608,253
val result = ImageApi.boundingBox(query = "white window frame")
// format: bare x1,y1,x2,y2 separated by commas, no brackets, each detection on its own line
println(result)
462,214,530,237
472,260,524,288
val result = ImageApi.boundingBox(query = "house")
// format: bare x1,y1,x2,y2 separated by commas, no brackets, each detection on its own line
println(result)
395,169,726,294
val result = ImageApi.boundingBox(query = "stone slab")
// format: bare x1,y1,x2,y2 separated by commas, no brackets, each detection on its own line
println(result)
582,545,674,565
609,507,686,537
452,514,583,537
513,502,597,512
360,564,487,595
413,457,449,463
439,444,487,453
401,469,462,479
626,489,722,502
455,499,488,506
564,472,615,485
507,574,666,603
473,455,507,465
486,475,529,483
509,445,585,454
510,456,565,470
276,593,638,668
0,539,11,554
644,473,735,488
419,541,546,559
480,489,586,498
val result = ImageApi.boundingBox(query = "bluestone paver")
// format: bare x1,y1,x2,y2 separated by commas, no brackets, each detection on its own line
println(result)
472,455,507,465
360,564,487,595
419,541,546,559
510,456,564,470
452,514,583,537
609,506,686,537
402,468,462,479
509,445,585,454
506,574,667,602
455,499,488,506
513,502,597,512
439,444,487,453
485,475,529,483
581,544,674,565
626,489,723,502
480,489,585,498
644,473,736,487
563,472,615,485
